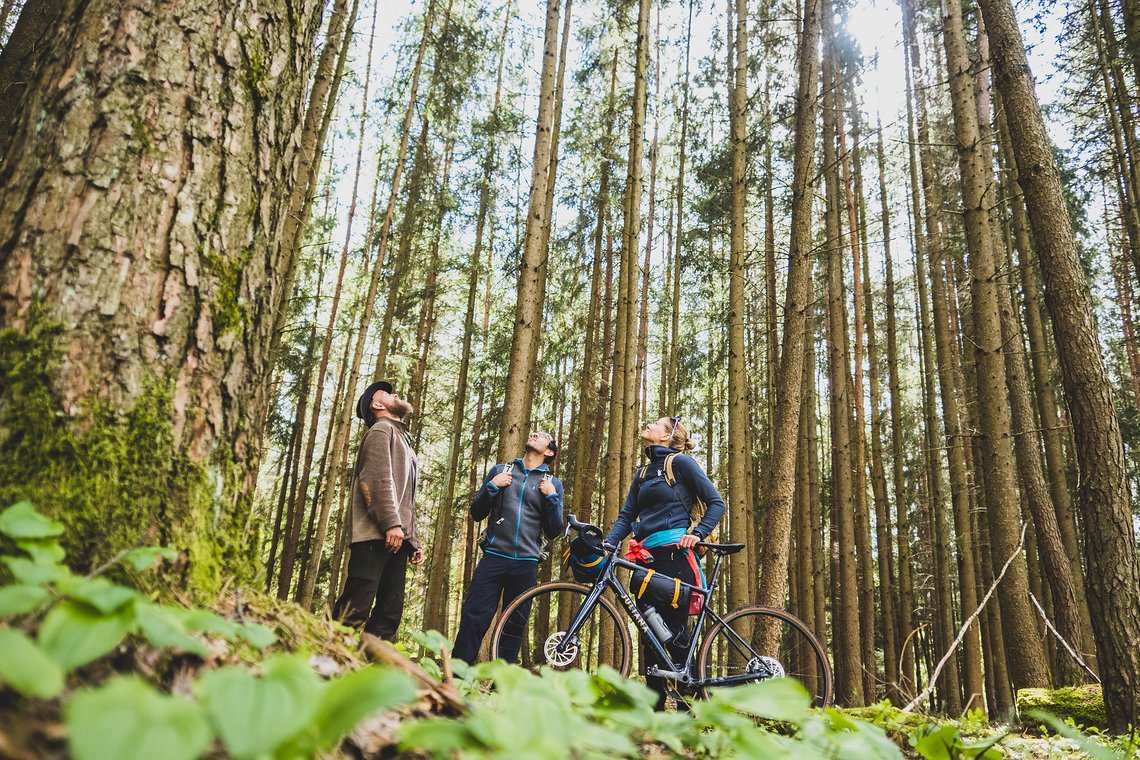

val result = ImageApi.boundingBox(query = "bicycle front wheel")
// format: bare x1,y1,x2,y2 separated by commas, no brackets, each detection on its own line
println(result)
489,581,632,677
697,605,833,706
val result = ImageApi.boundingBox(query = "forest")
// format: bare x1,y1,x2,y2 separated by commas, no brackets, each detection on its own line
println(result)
0,0,1139,755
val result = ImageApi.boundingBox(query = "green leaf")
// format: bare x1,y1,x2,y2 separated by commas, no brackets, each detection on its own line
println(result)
178,608,241,639
17,539,66,565
913,724,961,760
720,677,813,723
307,666,416,750
398,718,481,753
123,547,180,573
66,676,212,760
135,603,210,657
0,584,52,618
3,556,68,585
57,576,139,614
962,730,1007,759
0,627,65,697
195,654,323,758
237,622,277,649
0,502,63,539
409,628,453,653
38,600,134,671
1028,712,1122,760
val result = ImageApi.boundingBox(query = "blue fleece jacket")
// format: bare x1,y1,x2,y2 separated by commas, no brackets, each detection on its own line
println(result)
605,446,727,546
472,458,565,561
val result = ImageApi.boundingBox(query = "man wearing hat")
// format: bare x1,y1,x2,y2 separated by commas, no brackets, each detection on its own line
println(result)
332,380,423,639
452,431,564,664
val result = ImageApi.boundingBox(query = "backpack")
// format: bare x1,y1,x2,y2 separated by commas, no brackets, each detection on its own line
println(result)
563,528,607,583
636,453,715,546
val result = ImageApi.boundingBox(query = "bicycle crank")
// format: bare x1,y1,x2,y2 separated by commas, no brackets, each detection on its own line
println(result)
543,632,580,667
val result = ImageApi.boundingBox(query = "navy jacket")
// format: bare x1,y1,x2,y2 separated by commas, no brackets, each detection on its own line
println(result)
472,458,565,561
605,446,727,546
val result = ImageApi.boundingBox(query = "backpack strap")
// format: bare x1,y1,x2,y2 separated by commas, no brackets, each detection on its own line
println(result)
664,453,712,539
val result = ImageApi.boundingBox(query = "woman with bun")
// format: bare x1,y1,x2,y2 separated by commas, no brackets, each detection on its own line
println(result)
603,416,727,710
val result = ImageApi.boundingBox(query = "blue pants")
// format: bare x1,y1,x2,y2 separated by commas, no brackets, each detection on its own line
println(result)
452,553,538,664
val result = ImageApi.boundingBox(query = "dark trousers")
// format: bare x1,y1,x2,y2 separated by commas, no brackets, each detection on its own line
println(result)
636,545,698,711
452,554,539,664
332,539,411,640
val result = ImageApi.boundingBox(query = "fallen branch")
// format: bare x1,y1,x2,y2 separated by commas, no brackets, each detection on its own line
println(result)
903,524,1026,713
1028,592,1100,684
360,634,467,715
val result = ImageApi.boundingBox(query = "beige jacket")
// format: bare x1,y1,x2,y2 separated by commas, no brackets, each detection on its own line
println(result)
349,416,420,548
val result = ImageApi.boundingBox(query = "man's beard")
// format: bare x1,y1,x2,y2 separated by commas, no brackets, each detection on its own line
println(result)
387,396,414,419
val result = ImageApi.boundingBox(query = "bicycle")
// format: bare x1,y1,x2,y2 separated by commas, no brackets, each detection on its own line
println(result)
489,515,834,706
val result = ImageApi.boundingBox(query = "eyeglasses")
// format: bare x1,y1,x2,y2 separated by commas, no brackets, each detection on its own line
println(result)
667,416,682,444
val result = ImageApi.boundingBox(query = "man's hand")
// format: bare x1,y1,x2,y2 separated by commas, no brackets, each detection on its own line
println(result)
678,533,701,549
539,478,556,497
410,547,425,565
491,471,513,488
385,525,405,553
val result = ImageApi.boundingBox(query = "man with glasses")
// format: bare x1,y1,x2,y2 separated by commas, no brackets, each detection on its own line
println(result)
452,431,564,664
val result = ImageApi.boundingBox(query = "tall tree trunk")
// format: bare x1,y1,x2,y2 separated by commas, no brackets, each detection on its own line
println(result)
838,86,877,700
0,0,328,591
862,177,899,704
901,0,964,712
372,0,450,380
667,0,693,413
291,0,379,606
497,0,563,460
423,0,512,635
879,121,916,701
941,0,1048,691
636,1,660,424
270,0,359,351
756,0,821,622
520,0,573,425
726,0,754,616
822,4,862,704
980,0,1140,724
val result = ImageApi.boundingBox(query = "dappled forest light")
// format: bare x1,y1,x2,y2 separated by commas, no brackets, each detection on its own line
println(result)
0,0,1138,749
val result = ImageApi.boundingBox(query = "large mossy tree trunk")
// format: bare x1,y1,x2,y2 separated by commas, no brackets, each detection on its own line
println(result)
0,0,326,594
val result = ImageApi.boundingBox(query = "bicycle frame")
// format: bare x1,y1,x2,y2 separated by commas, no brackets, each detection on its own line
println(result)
558,545,754,688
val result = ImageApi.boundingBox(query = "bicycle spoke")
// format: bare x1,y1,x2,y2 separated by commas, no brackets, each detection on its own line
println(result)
699,606,833,706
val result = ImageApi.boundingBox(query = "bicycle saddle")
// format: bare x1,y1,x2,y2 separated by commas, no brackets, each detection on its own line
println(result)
698,542,745,555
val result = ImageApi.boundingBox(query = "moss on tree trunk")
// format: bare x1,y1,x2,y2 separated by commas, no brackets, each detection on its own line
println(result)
1017,685,1108,730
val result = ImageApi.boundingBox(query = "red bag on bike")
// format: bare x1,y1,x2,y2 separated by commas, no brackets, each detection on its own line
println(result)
683,548,705,615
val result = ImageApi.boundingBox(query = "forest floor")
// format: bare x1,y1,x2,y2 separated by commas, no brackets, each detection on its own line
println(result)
2,575,1135,759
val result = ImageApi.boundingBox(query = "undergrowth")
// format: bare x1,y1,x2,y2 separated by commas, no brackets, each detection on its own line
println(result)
0,501,1134,759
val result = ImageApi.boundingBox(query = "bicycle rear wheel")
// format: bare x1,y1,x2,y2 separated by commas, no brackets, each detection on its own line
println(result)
489,581,632,677
697,605,833,706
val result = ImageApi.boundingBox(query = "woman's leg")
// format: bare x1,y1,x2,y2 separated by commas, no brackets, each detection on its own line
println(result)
640,546,699,710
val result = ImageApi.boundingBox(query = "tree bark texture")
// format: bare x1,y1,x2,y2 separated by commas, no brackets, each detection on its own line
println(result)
756,0,820,620
978,0,1140,727
497,0,561,460
0,0,327,592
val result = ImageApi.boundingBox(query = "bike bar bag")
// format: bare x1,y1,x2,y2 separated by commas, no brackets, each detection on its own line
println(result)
564,530,607,583
629,567,691,612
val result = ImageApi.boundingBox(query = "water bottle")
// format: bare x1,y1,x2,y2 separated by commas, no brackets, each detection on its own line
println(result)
642,606,674,644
